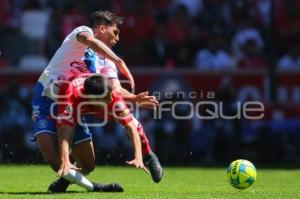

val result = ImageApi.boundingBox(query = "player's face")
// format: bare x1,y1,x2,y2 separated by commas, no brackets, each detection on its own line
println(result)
95,24,120,48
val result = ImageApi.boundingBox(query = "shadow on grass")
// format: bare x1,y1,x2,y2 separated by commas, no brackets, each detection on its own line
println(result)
0,191,85,195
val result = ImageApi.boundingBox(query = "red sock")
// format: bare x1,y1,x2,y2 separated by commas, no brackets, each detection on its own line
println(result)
137,122,152,157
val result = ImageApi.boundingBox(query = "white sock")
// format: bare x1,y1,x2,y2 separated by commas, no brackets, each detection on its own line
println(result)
63,169,94,191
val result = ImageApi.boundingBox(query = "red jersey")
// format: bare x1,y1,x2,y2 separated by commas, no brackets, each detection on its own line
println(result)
56,76,133,128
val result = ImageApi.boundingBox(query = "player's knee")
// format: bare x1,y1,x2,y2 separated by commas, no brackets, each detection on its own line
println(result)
47,158,60,172
82,163,95,173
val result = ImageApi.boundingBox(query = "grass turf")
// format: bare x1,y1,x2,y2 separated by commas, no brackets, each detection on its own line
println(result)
0,165,299,199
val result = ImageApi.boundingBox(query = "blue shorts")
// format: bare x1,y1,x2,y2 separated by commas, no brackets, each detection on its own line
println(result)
31,82,92,145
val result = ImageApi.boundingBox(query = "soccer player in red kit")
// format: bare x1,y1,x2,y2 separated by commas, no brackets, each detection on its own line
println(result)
55,74,163,189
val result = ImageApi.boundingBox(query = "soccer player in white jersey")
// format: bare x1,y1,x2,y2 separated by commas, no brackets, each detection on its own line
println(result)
32,11,157,193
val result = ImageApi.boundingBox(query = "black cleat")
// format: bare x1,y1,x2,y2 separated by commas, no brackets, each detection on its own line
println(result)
92,182,124,192
143,152,163,183
48,177,71,193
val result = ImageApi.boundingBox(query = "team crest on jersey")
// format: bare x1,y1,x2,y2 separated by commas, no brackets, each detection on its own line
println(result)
38,119,48,128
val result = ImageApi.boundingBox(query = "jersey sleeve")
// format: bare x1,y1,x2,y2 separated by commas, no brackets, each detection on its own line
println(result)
70,26,94,41
98,58,118,79
56,83,77,128
100,65,118,79
112,98,133,126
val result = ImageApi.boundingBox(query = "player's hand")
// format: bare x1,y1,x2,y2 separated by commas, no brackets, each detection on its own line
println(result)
135,92,159,109
57,161,80,177
126,158,149,174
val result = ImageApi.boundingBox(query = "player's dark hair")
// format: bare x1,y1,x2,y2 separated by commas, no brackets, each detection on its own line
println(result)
90,10,123,29
84,75,112,95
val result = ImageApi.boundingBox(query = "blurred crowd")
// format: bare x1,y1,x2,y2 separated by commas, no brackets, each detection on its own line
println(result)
1,0,300,70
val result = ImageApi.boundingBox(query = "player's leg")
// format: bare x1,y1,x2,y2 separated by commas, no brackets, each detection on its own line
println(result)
45,122,92,192
34,119,96,192
36,133,60,171
33,102,111,192
49,122,95,192
69,118,123,192
33,110,70,192
36,133,72,193
32,84,121,192
63,169,123,192
32,91,72,192
70,119,95,174
36,132,107,192
32,103,61,171
132,117,164,183
48,118,123,192
71,140,95,174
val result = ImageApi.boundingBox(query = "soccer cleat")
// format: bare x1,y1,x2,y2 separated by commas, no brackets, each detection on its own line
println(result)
92,182,124,192
48,177,71,193
143,152,163,183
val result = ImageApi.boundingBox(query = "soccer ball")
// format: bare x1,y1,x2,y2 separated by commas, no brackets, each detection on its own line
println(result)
227,159,257,190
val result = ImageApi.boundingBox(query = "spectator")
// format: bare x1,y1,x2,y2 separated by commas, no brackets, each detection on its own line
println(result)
253,0,272,27
276,0,300,35
0,0,24,30
0,53,9,68
148,23,168,66
237,38,267,69
195,35,235,70
21,0,50,40
165,5,191,45
0,78,32,162
60,1,87,38
194,0,231,37
231,19,264,58
277,45,300,70
171,0,204,18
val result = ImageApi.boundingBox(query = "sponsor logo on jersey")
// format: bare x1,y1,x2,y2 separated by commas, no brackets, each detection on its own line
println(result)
37,119,48,128
70,61,89,73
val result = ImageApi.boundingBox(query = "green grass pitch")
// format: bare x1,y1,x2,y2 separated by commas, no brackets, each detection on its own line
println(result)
0,165,299,199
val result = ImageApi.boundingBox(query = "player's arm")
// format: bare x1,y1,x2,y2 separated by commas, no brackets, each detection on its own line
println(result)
57,123,77,176
110,79,159,109
77,32,134,88
124,120,149,173
110,78,135,100
56,83,78,176
112,98,147,172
